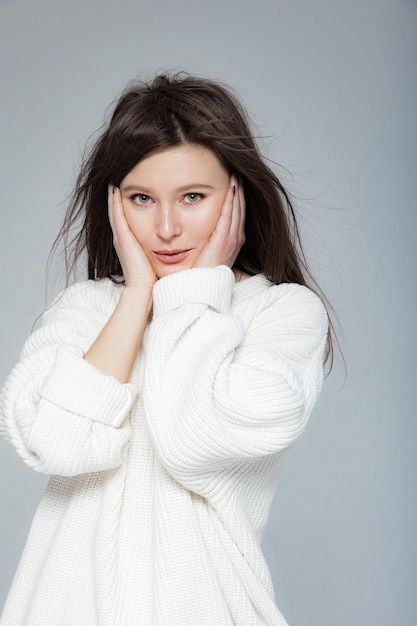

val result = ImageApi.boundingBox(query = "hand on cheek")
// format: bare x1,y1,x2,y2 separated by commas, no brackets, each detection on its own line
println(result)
194,175,245,269
108,185,157,291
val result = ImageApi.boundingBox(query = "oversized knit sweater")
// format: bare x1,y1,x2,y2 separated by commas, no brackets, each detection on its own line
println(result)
0,266,328,626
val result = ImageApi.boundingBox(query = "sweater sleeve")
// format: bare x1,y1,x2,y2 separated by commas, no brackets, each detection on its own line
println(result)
0,280,136,476
143,266,328,491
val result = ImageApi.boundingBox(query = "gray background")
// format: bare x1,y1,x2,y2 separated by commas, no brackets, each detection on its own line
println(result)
0,1,416,624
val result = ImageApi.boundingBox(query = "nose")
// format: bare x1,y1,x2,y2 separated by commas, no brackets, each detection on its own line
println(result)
155,203,181,240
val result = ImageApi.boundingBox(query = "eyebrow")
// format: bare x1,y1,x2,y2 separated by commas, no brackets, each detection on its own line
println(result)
121,183,216,194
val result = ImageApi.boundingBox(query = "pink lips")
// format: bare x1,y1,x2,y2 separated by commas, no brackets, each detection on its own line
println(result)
153,249,191,264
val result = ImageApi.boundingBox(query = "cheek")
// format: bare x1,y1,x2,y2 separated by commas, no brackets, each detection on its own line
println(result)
191,198,223,239
124,210,151,246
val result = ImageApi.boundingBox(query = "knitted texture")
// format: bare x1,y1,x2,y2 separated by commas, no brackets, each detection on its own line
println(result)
0,266,328,625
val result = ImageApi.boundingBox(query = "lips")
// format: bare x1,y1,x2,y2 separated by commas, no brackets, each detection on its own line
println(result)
153,249,191,264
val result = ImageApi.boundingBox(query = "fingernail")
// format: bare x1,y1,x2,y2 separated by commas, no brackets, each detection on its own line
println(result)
232,185,236,195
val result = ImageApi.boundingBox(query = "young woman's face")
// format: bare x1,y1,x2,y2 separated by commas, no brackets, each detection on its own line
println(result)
120,144,230,278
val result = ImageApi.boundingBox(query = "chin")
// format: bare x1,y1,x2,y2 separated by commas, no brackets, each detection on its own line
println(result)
155,263,192,279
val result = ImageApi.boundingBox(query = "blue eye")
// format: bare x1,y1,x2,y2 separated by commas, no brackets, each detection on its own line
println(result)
132,194,151,205
184,193,202,204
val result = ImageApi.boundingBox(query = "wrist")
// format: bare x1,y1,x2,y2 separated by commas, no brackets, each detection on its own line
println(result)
152,266,234,316
121,284,153,313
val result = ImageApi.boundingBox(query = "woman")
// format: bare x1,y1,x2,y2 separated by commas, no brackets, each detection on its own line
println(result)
0,72,330,625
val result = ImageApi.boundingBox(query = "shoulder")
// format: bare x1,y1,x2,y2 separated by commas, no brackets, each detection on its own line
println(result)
233,276,328,331
19,279,124,357
45,278,125,319
270,282,328,327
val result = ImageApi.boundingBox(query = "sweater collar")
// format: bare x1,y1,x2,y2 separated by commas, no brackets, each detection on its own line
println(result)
231,273,273,303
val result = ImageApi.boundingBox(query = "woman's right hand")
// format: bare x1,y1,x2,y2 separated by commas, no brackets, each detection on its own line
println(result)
82,187,157,383
108,185,157,292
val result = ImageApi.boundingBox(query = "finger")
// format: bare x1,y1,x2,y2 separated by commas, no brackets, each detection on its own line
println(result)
112,187,132,243
237,177,246,240
223,179,235,222
108,184,116,234
229,174,242,236
212,182,234,239
108,185,127,238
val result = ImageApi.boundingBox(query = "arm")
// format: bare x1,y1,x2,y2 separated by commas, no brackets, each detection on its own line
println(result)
143,269,328,494
0,188,155,476
0,280,137,476
84,186,156,382
142,176,328,490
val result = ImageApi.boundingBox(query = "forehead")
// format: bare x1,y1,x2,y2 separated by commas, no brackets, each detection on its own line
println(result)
124,144,228,185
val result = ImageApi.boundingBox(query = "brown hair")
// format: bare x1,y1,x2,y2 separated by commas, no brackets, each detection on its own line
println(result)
53,71,335,364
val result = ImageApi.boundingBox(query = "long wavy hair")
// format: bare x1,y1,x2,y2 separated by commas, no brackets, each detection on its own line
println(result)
53,71,335,365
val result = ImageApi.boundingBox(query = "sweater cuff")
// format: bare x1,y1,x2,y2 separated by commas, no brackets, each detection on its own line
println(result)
39,347,137,427
152,266,235,316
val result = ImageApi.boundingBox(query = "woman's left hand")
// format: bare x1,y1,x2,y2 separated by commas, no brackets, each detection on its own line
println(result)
194,174,245,269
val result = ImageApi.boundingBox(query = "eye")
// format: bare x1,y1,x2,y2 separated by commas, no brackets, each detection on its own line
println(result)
183,193,203,204
132,193,151,205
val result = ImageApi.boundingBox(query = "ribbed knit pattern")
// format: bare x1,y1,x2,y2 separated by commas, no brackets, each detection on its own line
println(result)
0,267,328,625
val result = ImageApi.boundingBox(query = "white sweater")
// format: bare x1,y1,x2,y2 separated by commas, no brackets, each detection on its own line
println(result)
0,266,328,626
